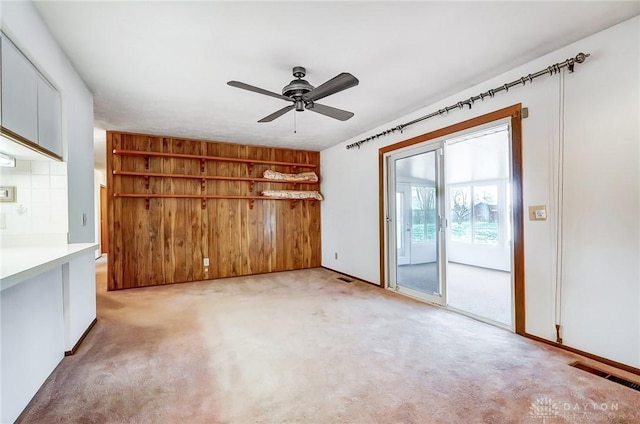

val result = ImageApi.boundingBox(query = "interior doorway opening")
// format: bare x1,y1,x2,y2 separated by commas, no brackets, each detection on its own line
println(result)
445,125,512,327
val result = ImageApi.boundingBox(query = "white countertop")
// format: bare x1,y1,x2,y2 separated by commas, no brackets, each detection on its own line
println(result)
0,243,98,291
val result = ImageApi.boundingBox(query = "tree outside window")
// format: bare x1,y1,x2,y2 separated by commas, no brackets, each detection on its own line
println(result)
450,187,471,242
411,186,436,243
450,184,499,245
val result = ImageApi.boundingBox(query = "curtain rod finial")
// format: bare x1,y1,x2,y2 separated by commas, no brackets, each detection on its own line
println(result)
575,52,590,63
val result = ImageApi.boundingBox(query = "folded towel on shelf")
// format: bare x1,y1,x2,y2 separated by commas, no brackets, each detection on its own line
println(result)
263,169,318,182
261,190,324,200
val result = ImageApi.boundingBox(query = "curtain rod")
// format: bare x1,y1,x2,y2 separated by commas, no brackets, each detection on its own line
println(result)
346,52,590,150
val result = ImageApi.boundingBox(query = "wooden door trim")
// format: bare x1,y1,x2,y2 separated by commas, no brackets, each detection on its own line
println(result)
378,104,525,334
100,185,108,254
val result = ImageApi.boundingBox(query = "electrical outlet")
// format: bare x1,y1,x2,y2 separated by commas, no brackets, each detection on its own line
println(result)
203,258,210,266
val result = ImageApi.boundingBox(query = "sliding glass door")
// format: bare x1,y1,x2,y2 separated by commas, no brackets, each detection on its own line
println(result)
385,121,514,330
388,145,445,305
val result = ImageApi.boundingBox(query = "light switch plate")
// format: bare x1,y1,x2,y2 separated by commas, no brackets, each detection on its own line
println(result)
528,205,547,221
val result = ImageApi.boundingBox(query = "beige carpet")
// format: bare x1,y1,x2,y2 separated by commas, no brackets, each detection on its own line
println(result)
17,258,640,423
446,263,512,326
395,262,512,326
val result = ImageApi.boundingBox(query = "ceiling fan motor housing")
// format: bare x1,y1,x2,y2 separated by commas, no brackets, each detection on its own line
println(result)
282,66,314,105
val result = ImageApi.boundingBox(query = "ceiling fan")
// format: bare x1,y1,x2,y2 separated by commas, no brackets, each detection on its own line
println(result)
227,66,359,123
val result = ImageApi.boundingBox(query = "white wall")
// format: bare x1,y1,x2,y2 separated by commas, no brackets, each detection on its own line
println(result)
321,17,639,367
63,253,97,351
2,1,95,243
1,267,65,424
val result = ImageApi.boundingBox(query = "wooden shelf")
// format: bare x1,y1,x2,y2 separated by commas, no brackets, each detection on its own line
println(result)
112,148,320,210
112,170,318,185
113,192,317,210
113,149,316,169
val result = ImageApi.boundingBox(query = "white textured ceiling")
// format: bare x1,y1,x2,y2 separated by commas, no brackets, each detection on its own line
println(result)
32,1,639,171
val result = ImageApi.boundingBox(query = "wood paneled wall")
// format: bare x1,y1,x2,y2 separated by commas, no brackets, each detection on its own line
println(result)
106,131,321,290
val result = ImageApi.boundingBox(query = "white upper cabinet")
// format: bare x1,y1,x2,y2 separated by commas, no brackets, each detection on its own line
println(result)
37,76,63,157
1,36,38,143
1,34,63,159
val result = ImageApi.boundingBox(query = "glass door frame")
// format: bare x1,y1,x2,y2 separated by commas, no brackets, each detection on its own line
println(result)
395,183,411,266
378,104,526,334
386,142,447,306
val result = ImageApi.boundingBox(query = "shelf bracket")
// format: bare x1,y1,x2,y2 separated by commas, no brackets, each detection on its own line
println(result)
290,165,297,174
201,178,206,193
145,197,150,210
249,181,255,193
247,163,254,176
144,156,149,170
144,176,150,190
249,199,255,210
200,159,206,173
290,199,297,209
201,198,207,210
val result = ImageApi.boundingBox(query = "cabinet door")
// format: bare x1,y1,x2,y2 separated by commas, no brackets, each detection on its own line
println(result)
37,76,63,157
1,37,38,142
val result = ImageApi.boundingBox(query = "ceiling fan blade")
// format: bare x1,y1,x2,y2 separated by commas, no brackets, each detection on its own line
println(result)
258,105,295,122
227,81,292,102
302,73,359,102
306,103,354,121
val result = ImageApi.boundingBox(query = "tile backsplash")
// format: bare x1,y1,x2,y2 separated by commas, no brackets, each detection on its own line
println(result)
0,160,68,235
